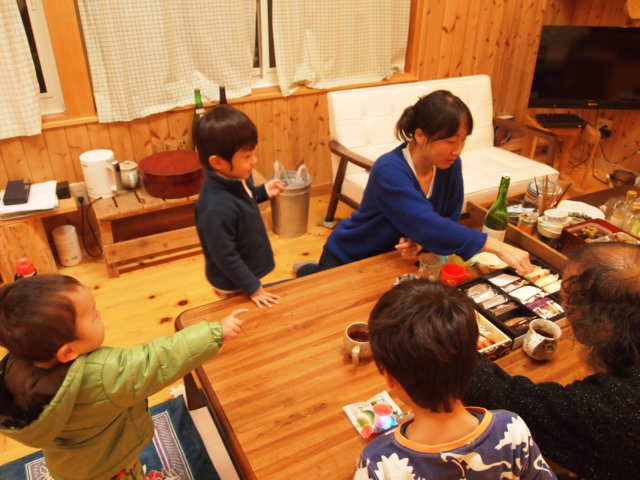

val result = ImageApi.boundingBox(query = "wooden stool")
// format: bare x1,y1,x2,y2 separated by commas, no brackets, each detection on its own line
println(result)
91,188,201,277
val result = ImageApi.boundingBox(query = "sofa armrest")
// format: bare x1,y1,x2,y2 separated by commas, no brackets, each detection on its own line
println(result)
329,140,374,171
324,140,375,225
493,117,559,166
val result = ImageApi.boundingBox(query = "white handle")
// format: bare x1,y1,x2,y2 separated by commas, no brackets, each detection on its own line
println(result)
351,345,360,365
109,160,119,192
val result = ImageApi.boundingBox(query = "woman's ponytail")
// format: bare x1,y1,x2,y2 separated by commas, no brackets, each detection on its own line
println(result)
395,105,416,142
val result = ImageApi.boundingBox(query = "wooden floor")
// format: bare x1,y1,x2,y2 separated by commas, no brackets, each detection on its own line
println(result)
0,158,607,466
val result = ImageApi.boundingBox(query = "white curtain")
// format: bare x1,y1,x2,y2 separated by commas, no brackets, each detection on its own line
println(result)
77,0,256,123
0,0,42,140
272,0,411,96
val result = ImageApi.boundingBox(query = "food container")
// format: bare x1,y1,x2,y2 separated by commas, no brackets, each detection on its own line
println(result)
475,311,512,359
471,252,508,275
516,211,538,235
537,208,571,241
461,258,565,349
561,218,640,255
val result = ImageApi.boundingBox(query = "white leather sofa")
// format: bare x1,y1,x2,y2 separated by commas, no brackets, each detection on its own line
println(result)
324,74,558,222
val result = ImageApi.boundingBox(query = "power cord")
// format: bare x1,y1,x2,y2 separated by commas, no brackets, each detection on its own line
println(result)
78,195,104,258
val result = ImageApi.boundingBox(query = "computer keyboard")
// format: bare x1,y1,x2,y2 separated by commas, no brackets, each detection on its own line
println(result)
535,113,586,128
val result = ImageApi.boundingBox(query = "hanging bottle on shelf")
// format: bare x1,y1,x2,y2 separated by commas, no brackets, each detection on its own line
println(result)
192,88,206,151
482,174,510,242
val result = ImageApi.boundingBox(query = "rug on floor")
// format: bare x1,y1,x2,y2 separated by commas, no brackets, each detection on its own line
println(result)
0,395,220,480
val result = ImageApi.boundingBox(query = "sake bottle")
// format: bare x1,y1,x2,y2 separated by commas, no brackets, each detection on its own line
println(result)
192,88,206,150
483,174,510,241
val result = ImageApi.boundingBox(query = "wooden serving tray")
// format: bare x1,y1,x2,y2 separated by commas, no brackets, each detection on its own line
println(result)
466,200,568,272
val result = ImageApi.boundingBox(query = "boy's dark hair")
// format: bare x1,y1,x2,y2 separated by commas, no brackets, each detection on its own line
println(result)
563,242,640,375
395,89,474,143
0,275,81,362
369,279,478,412
195,104,258,170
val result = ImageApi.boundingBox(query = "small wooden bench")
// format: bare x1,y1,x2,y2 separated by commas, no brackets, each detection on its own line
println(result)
91,188,201,277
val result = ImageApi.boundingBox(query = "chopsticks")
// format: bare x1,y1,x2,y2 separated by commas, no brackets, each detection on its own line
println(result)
555,182,572,206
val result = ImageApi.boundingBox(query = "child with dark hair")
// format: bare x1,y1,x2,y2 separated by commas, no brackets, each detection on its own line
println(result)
0,274,245,480
195,104,285,308
297,90,532,278
355,279,555,480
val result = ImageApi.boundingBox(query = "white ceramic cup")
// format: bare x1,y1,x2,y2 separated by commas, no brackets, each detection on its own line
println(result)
522,318,562,361
543,208,569,224
344,322,372,365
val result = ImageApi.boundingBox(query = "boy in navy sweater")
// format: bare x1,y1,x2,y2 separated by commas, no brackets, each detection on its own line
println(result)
195,104,284,308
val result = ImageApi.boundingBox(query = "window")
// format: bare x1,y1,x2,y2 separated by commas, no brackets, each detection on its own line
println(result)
17,0,65,114
252,0,277,88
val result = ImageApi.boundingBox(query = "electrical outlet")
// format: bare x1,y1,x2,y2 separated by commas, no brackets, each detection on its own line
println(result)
596,117,613,131
69,181,87,200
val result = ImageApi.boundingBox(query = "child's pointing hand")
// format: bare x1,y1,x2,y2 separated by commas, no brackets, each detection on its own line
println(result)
221,308,248,339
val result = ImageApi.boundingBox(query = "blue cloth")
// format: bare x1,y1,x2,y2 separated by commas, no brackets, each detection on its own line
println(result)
0,395,219,480
196,169,274,295
327,144,487,264
355,408,556,480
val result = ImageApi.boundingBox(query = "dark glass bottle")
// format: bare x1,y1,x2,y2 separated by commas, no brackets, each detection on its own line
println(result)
192,88,206,150
482,174,510,241
219,86,227,104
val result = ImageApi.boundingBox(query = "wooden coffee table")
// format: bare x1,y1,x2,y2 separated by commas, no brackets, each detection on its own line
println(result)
176,251,591,480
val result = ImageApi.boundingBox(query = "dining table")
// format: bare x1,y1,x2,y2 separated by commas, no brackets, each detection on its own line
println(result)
176,251,592,480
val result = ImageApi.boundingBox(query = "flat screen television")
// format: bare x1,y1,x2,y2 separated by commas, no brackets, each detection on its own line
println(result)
529,26,640,109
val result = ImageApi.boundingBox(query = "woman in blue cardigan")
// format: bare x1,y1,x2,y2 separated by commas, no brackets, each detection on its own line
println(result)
298,90,532,276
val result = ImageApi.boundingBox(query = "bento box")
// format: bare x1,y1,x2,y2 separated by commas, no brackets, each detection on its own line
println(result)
475,311,512,359
461,259,565,349
561,218,639,255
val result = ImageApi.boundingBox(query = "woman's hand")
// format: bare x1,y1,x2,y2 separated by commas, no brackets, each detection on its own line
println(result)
221,308,248,339
266,179,286,198
395,237,423,263
250,287,280,309
482,237,534,275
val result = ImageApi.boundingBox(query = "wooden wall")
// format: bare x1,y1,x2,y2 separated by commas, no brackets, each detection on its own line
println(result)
0,95,332,191
0,0,638,191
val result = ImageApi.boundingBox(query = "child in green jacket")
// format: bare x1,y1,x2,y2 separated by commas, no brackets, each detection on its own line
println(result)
0,274,244,480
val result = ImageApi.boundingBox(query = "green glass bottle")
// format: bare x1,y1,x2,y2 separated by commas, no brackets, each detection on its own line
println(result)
192,88,206,150
483,174,510,241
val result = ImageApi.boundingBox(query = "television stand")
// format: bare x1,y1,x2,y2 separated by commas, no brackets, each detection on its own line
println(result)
535,113,586,129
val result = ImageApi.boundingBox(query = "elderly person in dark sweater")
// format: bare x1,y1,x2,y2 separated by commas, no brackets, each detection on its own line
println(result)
464,242,640,480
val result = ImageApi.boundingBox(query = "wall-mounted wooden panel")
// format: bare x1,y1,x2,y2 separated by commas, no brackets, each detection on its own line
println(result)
1,0,638,188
